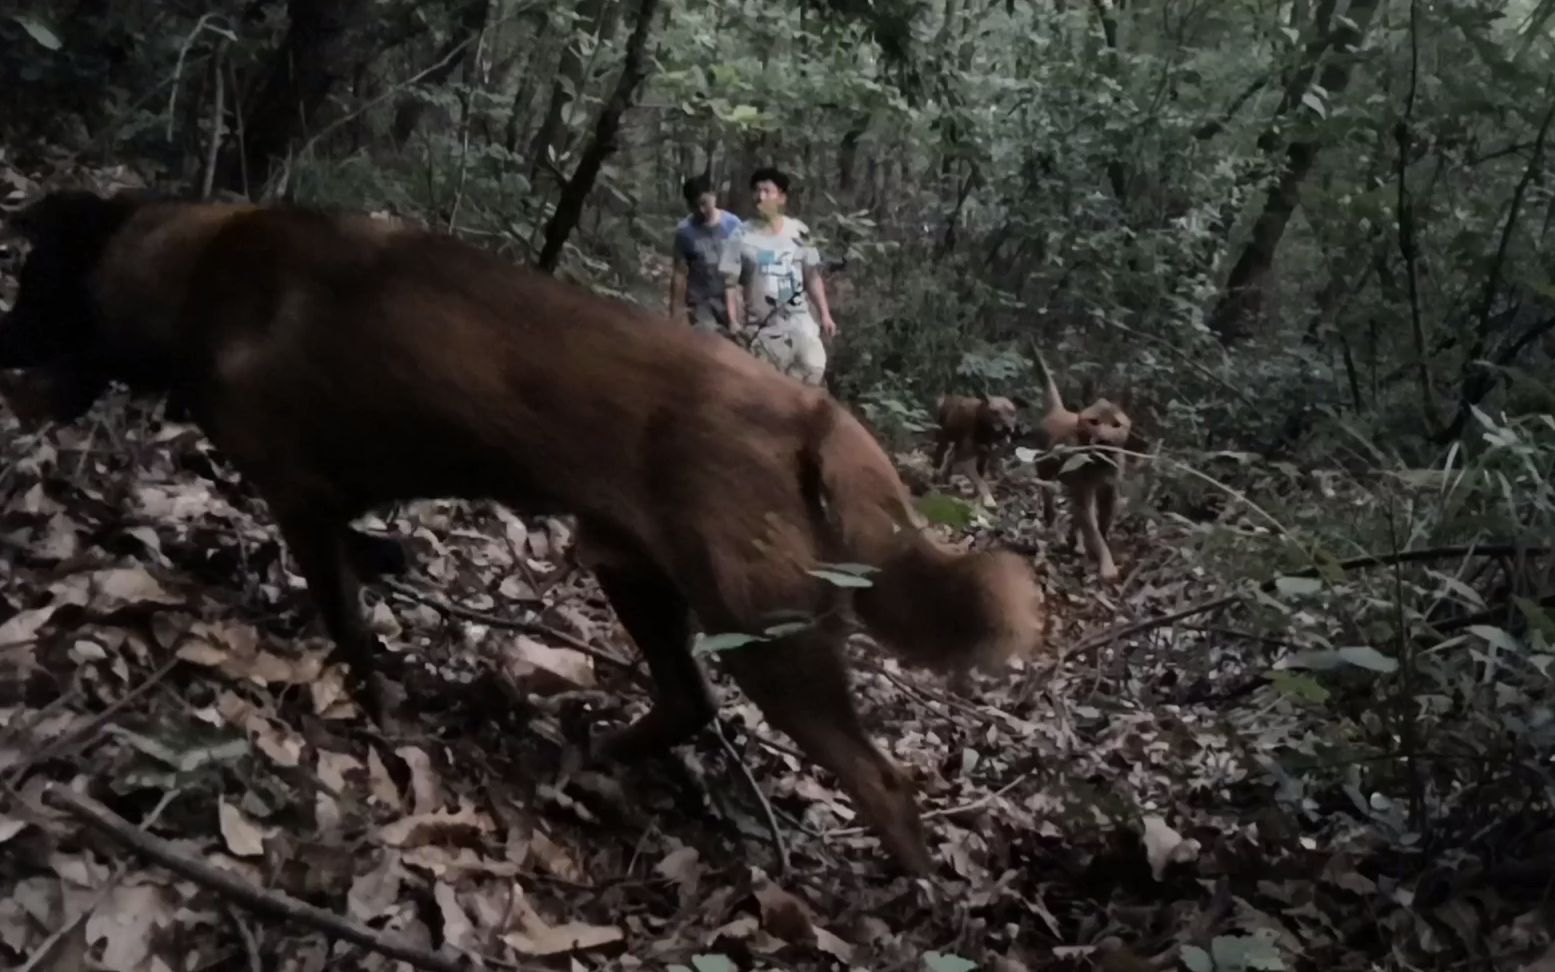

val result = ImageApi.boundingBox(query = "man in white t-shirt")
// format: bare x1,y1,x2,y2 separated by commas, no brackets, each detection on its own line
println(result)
719,167,838,386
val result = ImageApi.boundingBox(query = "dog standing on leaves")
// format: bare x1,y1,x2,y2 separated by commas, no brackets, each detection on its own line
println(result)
0,189,1046,877
1029,347,1136,585
931,393,1029,508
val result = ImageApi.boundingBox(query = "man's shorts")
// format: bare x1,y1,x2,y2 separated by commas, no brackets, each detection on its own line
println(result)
748,314,827,386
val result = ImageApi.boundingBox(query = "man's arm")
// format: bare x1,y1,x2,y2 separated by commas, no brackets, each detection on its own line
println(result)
669,261,687,318
804,263,837,338
718,231,745,333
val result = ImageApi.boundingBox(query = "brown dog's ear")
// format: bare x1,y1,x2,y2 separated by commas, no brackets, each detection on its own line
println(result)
1010,395,1032,410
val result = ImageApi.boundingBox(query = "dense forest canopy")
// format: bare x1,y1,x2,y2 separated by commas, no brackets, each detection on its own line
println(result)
2,0,1554,969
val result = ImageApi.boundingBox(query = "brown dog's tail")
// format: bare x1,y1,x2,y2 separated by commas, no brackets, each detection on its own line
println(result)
1027,340,1065,415
803,402,1045,674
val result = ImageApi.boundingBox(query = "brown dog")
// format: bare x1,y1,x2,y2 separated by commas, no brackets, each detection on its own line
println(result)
0,190,1045,876
931,393,1029,507
1028,347,1136,584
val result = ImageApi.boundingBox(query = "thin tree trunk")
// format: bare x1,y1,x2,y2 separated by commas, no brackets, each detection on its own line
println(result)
218,0,368,195
537,0,662,272
1207,0,1382,344
528,0,611,184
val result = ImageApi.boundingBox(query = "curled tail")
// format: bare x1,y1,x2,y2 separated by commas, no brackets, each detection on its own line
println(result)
802,401,1046,674
1026,339,1065,415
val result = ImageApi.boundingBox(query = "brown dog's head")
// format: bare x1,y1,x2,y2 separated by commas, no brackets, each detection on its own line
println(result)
1075,396,1133,450
0,190,150,421
976,393,1031,446
1,190,144,368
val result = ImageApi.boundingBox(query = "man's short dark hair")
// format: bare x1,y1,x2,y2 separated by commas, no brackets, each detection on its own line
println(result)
749,166,790,194
682,174,712,207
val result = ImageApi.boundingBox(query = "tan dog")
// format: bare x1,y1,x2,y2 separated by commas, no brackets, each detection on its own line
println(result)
931,393,1029,507
0,189,1046,876
1028,347,1136,584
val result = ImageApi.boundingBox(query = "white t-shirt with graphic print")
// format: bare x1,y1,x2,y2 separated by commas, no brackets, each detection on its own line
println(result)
719,216,821,329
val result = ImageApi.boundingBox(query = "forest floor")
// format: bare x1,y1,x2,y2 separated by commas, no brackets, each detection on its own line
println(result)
3,154,1549,972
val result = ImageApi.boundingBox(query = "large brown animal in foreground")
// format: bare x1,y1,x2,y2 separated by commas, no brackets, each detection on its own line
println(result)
1028,347,1138,584
0,190,1045,876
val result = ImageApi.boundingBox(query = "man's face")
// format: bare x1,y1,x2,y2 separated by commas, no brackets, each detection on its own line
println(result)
692,191,718,222
753,180,786,218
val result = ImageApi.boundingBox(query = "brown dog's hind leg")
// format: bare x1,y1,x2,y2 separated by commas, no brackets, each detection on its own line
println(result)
720,628,933,876
591,563,716,761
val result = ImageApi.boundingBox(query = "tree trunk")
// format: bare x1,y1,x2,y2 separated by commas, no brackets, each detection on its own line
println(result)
390,0,489,148
537,0,662,273
528,0,612,185
1207,0,1381,345
219,0,369,196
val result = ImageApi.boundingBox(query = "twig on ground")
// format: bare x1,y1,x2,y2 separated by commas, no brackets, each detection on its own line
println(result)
4,655,182,788
708,717,790,876
18,789,178,972
43,784,472,972
382,578,634,672
227,903,262,972
822,770,1036,838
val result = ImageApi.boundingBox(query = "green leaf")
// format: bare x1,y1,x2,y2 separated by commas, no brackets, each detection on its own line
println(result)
693,632,765,655
1210,931,1287,970
820,562,879,576
1273,575,1322,597
1468,624,1522,655
1059,452,1092,475
924,953,978,972
1515,597,1555,641
1269,670,1330,703
809,568,875,588
1301,91,1326,118
1335,646,1399,673
11,14,62,50
691,956,738,972
1181,945,1214,972
762,620,812,638
915,490,977,529
1282,646,1398,674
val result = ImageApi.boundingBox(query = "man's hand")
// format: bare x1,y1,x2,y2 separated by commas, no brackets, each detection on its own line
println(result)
820,314,837,339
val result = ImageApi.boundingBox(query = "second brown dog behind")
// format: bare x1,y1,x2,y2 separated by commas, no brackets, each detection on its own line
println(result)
931,393,1030,507
1028,347,1138,585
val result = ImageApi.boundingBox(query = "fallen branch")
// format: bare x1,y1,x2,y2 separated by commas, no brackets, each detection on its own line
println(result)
16,789,178,972
381,578,635,673
708,717,790,875
823,770,1036,839
43,785,471,972
1064,541,1549,660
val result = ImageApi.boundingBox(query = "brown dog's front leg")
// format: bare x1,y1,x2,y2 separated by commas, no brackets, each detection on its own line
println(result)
273,510,388,718
591,563,715,761
1073,485,1120,584
931,437,954,483
721,628,932,876
1096,479,1117,539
